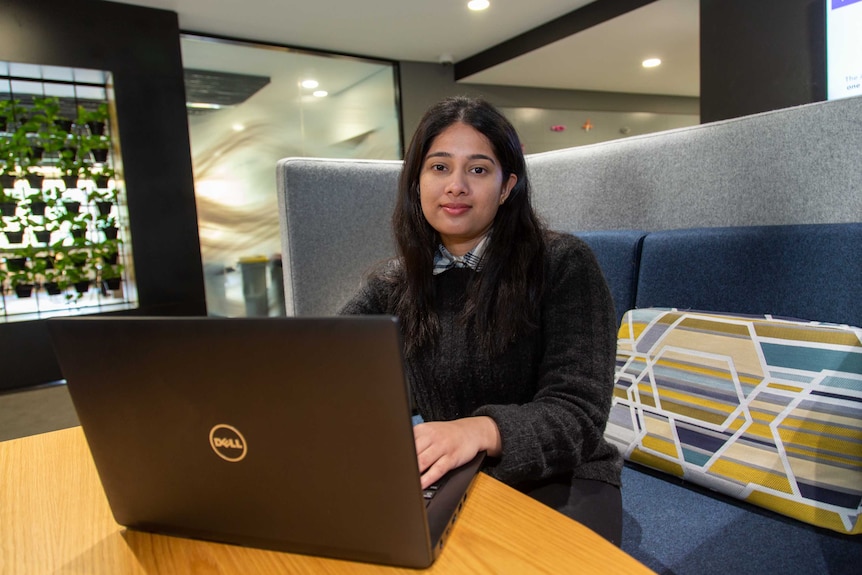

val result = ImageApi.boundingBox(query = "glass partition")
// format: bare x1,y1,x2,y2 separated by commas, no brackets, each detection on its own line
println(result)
180,35,401,317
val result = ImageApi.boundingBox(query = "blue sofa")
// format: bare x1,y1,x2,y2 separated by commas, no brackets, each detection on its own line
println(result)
578,224,861,572
276,96,862,573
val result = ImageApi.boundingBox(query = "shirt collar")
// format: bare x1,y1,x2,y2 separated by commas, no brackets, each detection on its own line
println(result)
432,234,490,275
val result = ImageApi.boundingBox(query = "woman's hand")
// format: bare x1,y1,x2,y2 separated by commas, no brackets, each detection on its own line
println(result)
413,416,501,489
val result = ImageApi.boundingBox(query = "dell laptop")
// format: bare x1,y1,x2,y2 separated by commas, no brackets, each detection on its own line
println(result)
48,315,484,568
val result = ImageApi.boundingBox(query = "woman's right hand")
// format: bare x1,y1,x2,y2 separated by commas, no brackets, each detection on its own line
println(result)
413,416,500,489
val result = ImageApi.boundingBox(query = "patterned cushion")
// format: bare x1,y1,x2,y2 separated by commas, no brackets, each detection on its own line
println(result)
606,308,862,534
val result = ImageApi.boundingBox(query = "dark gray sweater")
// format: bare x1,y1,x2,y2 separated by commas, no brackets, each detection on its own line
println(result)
340,232,622,489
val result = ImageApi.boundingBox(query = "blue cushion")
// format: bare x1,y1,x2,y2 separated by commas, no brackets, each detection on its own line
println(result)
573,230,646,325
634,223,862,326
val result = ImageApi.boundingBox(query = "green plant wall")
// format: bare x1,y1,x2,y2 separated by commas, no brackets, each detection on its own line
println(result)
1,95,125,308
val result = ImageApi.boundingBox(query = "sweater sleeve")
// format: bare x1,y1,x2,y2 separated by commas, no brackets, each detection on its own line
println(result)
473,233,621,485
338,260,397,316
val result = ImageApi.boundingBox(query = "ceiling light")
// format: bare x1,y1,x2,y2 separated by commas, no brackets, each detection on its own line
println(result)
232,123,245,132
642,58,662,68
301,79,319,89
468,0,490,11
186,102,224,110
313,90,328,98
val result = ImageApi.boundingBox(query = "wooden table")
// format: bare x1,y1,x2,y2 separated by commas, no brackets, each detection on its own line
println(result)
0,427,653,574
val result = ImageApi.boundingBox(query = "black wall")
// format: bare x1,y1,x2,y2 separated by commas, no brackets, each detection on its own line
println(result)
701,0,826,123
0,0,206,390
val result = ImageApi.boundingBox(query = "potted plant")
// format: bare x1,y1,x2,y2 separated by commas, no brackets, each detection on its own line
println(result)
23,169,44,191
0,100,30,189
8,258,35,298
0,189,17,217
0,144,17,189
100,264,123,291
27,248,56,292
30,97,68,155
56,147,82,189
40,266,65,296
76,104,111,164
62,196,83,215
3,249,27,272
95,215,118,240
54,247,93,299
90,167,115,190
77,103,109,137
32,226,53,245
24,186,57,217
91,239,123,292
0,168,16,190
96,194,114,217
1,214,27,244
0,99,12,133
0,99,28,134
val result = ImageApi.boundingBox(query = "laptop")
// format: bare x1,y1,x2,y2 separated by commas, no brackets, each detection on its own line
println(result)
48,315,484,568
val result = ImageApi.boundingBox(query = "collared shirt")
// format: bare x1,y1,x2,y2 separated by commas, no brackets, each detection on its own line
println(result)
432,234,490,275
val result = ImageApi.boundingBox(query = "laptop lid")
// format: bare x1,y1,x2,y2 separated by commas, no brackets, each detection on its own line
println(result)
48,316,482,568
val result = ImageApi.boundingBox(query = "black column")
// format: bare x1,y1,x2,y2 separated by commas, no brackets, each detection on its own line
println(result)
700,0,826,123
0,0,206,390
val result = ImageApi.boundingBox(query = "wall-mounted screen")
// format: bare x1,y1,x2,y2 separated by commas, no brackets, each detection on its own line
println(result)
827,0,862,100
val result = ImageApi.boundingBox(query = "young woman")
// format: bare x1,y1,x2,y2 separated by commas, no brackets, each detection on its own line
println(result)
340,96,623,544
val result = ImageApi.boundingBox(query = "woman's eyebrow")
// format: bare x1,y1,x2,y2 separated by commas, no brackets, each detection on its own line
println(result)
425,151,497,163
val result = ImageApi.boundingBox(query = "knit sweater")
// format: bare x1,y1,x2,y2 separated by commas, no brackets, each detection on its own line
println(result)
339,231,622,489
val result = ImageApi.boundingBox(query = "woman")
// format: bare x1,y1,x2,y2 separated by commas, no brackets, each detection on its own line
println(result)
340,96,623,544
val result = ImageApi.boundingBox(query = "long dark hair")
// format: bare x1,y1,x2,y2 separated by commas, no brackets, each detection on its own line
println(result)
391,96,545,356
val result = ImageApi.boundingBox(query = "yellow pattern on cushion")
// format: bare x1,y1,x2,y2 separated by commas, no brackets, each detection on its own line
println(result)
630,448,685,477
709,458,794,494
755,323,862,346
605,308,862,534
745,491,861,534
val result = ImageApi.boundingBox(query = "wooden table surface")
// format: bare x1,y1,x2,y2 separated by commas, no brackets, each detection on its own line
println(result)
0,427,653,574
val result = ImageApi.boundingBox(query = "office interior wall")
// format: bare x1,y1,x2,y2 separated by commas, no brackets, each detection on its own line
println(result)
397,61,700,152
502,107,699,154
0,0,205,390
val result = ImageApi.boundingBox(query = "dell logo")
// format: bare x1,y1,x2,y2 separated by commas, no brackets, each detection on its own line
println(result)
209,424,248,462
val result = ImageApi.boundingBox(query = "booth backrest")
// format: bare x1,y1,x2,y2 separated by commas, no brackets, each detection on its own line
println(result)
635,223,862,327
527,96,862,232
572,230,645,325
276,158,400,316
277,96,862,317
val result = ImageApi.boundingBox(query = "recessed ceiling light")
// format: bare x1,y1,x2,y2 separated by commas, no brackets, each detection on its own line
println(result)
642,58,662,68
232,123,245,132
301,79,319,89
468,0,490,11
186,102,224,110
313,90,328,98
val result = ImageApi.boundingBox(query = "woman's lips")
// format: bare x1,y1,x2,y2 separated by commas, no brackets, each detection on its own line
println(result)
442,204,470,215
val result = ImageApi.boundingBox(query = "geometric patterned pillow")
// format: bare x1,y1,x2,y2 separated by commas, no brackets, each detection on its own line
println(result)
606,308,862,534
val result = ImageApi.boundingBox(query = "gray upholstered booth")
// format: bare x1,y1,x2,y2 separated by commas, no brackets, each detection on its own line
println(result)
277,96,861,317
277,96,862,573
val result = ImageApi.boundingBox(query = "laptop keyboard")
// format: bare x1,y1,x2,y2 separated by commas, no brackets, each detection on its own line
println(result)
422,476,446,506
422,483,439,505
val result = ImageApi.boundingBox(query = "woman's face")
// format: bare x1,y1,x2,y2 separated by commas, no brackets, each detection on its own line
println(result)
418,122,517,256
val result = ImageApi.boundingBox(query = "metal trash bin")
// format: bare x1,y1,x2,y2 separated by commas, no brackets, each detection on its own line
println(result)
269,254,286,316
239,255,269,317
